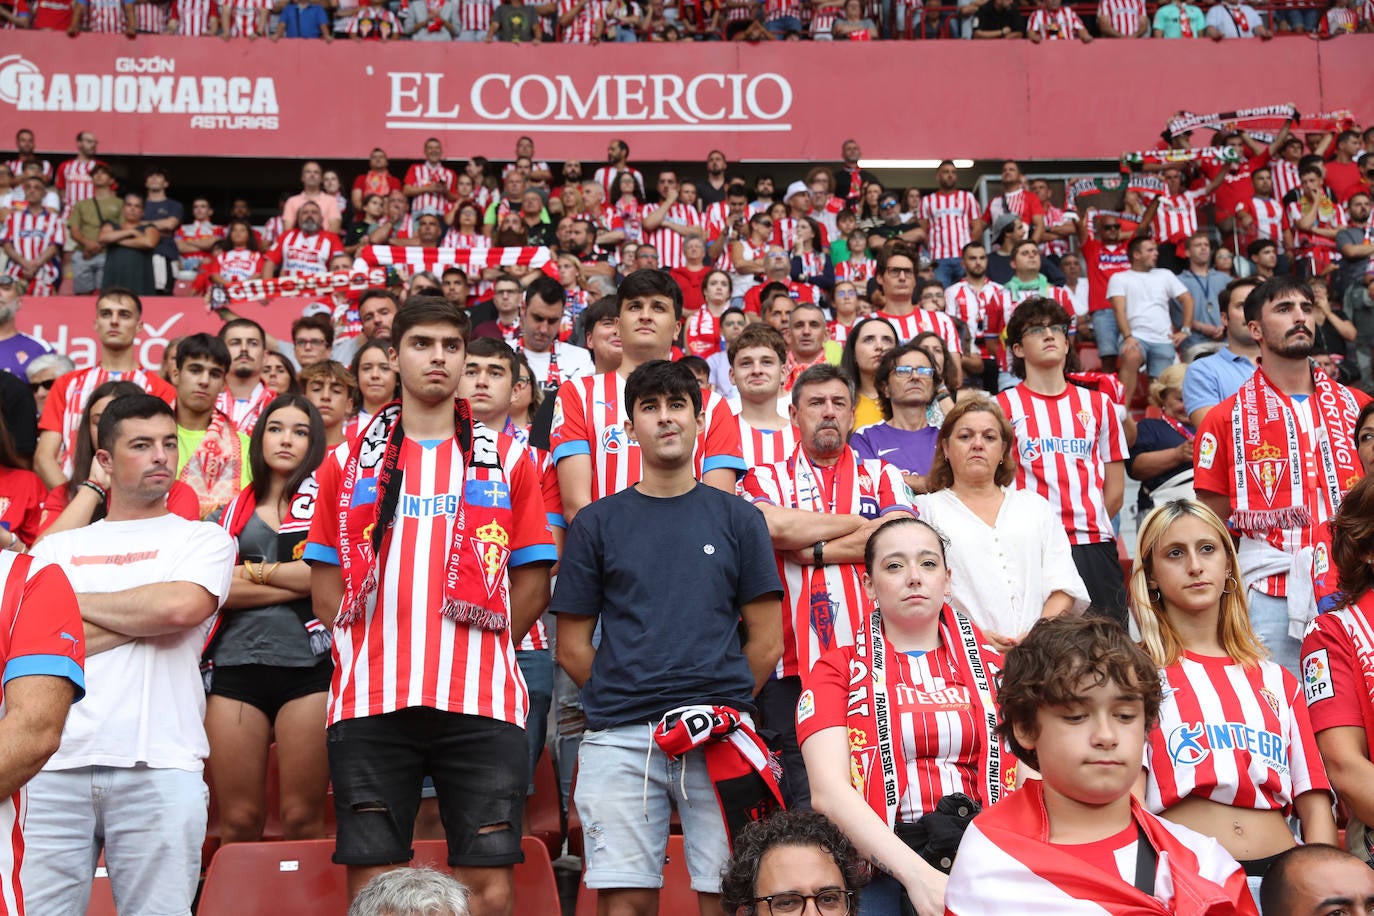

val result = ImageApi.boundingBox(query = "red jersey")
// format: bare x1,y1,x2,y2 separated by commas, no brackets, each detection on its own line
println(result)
0,553,85,916
455,0,496,28
39,367,177,479
132,0,166,30
1286,196,1345,254
592,165,644,200
737,418,798,471
1200,150,1270,224
169,0,217,33
82,0,132,31
1145,653,1329,815
1080,238,1132,313
870,308,962,352
351,171,402,203
918,190,980,261
1153,188,1208,249
265,229,343,276
404,162,456,217
643,202,703,270
1271,159,1302,203
210,248,265,282
1026,5,1084,37
1301,596,1374,761
307,431,556,726
997,383,1127,546
347,5,401,37
1096,0,1144,33
982,187,1044,229
4,160,52,183
226,0,270,34
0,467,48,547
945,279,1012,359
54,157,106,213
549,371,744,503
1236,196,1286,250
558,0,604,40
1,209,65,295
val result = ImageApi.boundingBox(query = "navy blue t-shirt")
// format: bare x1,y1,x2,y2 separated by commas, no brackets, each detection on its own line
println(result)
1127,417,1192,509
143,197,184,262
550,483,782,730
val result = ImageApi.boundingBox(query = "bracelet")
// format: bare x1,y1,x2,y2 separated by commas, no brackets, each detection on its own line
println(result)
813,540,826,568
263,562,281,585
80,480,108,502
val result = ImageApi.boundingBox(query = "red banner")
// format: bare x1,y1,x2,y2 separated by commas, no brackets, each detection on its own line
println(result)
19,295,299,371
1,32,1370,162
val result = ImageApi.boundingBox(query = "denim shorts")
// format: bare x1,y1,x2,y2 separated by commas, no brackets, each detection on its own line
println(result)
1090,309,1123,357
1139,339,1178,379
327,707,526,868
576,718,742,893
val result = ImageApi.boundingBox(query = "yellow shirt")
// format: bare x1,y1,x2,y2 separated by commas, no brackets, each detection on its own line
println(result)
854,393,884,431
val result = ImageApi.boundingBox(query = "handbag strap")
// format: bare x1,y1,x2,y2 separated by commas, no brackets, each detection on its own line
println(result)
1133,823,1157,898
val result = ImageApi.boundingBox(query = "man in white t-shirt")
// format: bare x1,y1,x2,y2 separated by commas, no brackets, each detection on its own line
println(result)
518,274,593,399
1107,236,1194,402
26,393,236,916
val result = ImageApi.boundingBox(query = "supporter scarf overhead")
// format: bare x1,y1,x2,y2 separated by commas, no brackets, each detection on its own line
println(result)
1227,366,1363,534
334,400,515,631
1119,147,1242,170
1164,105,1354,140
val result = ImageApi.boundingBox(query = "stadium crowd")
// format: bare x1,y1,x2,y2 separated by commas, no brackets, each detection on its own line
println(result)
0,117,1372,916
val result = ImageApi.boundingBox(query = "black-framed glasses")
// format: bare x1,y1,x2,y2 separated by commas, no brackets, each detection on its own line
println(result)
753,888,853,914
892,365,936,378
1022,324,1068,339
1101,223,1121,231
294,338,327,348
884,266,915,277
30,378,56,392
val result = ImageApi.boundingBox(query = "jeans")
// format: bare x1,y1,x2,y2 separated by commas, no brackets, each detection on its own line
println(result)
70,249,106,295
1247,587,1301,676
1276,7,1316,29
23,765,208,916
1139,339,1178,379
757,676,811,809
516,648,554,796
1090,308,1124,358
766,14,802,35
932,257,965,290
859,872,907,915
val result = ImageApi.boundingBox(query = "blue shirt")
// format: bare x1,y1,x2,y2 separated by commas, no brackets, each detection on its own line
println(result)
1182,345,1256,420
1175,268,1228,349
281,1,329,37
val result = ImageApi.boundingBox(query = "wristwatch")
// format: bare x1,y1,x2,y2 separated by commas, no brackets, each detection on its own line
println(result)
813,540,826,567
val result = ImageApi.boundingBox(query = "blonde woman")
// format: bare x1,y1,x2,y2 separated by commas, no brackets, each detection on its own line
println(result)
1127,362,1195,512
1132,499,1337,898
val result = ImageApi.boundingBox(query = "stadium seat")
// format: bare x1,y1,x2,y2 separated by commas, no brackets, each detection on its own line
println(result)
575,834,695,916
197,840,347,915
412,836,557,909
526,751,563,860
85,860,116,916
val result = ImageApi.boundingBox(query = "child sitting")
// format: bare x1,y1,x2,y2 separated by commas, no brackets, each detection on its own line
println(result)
944,616,1258,915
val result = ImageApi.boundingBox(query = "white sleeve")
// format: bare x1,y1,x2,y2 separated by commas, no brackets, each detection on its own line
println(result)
169,522,238,609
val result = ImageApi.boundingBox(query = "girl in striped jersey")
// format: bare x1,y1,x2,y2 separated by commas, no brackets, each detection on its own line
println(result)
1132,499,1337,897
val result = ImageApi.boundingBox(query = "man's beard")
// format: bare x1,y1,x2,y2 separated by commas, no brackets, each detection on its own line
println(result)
0,304,18,324
233,364,256,379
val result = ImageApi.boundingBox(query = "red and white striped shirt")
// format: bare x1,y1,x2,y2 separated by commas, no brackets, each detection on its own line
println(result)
592,166,644,200
743,448,912,677
39,367,178,479
1236,196,1286,250
945,279,1012,359
455,0,496,28
404,163,456,217
132,0,166,30
308,431,556,726
1096,0,1144,33
558,0,604,40
215,383,273,434
5,159,53,183
1,209,65,295
737,419,798,471
174,219,223,272
919,190,981,262
210,248,266,282
996,383,1127,546
440,229,483,249
549,372,744,503
81,0,131,31
226,0,268,32
982,187,1044,229
1271,159,1301,202
1153,188,1208,247
834,258,875,288
1359,0,1373,27
1039,205,1074,258
870,308,963,353
260,214,284,248
763,0,798,21
1145,654,1329,814
1319,5,1358,34
170,0,217,33
1026,5,1084,38
643,202,703,270
265,230,343,276
770,217,799,255
55,157,104,213
1286,197,1345,253
0,553,85,916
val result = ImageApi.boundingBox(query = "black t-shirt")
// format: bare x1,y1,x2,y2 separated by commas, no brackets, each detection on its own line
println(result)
143,197,184,261
551,484,782,729
975,0,1025,33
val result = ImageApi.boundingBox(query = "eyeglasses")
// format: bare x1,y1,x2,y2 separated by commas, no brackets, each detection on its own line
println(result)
516,376,533,386
294,338,327,348
758,220,773,228
835,289,857,298
1022,324,1068,340
884,267,915,277
891,365,936,378
1100,223,1120,231
29,378,56,392
753,889,853,915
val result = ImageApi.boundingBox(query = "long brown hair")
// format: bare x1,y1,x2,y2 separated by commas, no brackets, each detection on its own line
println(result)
1331,474,1374,608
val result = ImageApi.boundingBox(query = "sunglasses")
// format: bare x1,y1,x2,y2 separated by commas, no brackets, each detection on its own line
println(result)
30,378,56,392
758,220,773,228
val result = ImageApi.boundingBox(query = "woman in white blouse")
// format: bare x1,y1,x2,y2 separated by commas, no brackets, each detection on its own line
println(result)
912,396,1088,649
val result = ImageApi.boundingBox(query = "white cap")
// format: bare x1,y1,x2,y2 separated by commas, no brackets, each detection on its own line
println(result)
785,180,809,200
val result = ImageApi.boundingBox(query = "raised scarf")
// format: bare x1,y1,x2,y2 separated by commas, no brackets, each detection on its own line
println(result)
652,705,784,850
179,410,243,520
686,305,724,357
1119,147,1241,169
847,604,1002,827
334,399,514,630
1227,366,1362,534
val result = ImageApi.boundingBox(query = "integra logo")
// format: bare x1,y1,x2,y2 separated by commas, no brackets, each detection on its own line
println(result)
0,54,280,130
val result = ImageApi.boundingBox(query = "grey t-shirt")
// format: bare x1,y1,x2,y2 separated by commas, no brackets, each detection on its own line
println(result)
206,510,326,668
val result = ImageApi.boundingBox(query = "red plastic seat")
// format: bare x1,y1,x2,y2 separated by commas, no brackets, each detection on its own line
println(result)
85,859,116,916
575,834,696,916
526,751,563,860
197,840,347,915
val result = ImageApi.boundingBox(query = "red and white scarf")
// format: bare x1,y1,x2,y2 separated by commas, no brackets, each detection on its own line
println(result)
686,305,724,357
334,400,514,630
1161,415,1194,442
849,604,1002,827
1119,147,1241,169
1227,366,1363,534
179,410,243,520
216,383,276,434
652,706,784,849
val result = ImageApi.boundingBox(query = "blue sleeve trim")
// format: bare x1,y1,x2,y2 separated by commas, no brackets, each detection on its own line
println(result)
511,544,559,567
4,655,86,702
702,454,747,475
547,512,567,530
880,504,913,516
552,441,591,463
303,543,340,566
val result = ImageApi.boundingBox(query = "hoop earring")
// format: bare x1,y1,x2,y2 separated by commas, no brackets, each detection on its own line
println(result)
1149,587,1162,604
1221,573,1239,596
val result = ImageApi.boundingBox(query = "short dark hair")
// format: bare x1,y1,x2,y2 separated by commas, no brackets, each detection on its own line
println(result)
465,336,520,378
1127,236,1154,260
290,313,335,348
759,283,792,315
1005,296,1074,379
358,287,401,313
960,241,986,258
218,317,265,346
391,294,471,345
97,287,144,317
1219,276,1261,313
997,615,1163,771
1242,276,1312,324
719,809,867,915
175,332,230,371
876,240,917,275
97,393,174,454
1259,844,1365,916
791,363,854,409
729,323,787,366
524,273,567,310
623,359,701,417
1246,238,1277,259
581,296,620,348
248,395,325,504
619,269,683,320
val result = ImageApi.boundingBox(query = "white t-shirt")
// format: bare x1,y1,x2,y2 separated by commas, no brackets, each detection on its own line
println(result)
523,341,594,393
31,514,235,772
1106,268,1189,345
